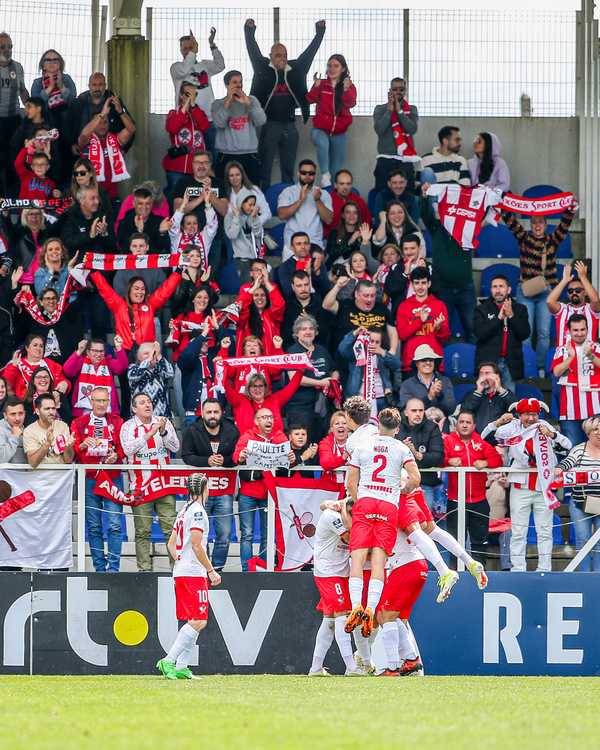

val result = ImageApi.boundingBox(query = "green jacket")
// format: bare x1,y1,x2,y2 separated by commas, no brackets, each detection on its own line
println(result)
419,196,473,289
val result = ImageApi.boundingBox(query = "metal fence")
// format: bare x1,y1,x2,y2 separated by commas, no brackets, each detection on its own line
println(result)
148,6,577,117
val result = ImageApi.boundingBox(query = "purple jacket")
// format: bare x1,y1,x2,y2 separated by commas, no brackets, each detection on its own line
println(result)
468,132,510,193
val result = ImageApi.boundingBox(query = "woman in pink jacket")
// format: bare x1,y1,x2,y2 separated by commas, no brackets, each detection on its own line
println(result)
306,54,356,188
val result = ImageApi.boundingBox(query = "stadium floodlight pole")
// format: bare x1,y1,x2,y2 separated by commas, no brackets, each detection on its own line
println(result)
456,469,466,572
267,495,276,571
77,467,86,572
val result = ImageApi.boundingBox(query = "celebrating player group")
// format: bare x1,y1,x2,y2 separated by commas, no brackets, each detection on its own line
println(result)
156,396,488,680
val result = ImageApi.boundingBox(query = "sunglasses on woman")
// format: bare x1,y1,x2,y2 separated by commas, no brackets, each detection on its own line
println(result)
74,170,89,177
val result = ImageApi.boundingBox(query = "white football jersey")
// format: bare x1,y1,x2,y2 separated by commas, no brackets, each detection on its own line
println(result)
351,434,414,507
172,500,210,578
313,509,350,578
388,530,425,570
345,421,378,459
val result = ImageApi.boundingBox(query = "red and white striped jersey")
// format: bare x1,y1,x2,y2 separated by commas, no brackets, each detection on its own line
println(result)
428,184,501,250
552,342,600,420
553,302,600,348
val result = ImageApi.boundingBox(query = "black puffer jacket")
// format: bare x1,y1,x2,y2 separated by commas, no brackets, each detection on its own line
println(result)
397,416,444,487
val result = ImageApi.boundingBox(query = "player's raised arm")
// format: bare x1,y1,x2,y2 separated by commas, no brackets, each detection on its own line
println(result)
403,459,421,494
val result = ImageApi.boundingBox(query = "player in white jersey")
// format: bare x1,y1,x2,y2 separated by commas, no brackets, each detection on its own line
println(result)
377,530,428,677
345,408,421,639
308,501,363,676
343,396,379,460
156,473,221,680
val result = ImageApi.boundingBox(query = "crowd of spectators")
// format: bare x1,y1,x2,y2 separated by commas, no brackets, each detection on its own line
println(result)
0,23,595,575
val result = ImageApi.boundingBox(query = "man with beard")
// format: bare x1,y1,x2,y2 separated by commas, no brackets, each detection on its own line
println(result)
71,72,134,147
0,33,28,196
473,274,530,393
281,270,331,348
181,398,239,572
546,261,600,348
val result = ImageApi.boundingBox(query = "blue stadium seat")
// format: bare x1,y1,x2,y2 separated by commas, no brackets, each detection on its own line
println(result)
545,347,556,375
444,343,476,378
477,225,520,258
367,188,378,215
218,261,241,295
268,222,285,254
527,512,565,545
151,515,165,543
449,309,466,339
264,182,293,216
549,229,573,259
523,184,563,200
515,383,544,402
453,382,475,404
480,263,520,297
522,344,538,378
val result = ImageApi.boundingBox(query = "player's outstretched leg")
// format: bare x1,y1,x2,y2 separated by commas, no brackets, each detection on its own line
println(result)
429,526,488,589
308,617,335,676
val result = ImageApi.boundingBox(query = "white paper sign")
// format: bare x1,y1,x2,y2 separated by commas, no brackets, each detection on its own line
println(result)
245,440,291,470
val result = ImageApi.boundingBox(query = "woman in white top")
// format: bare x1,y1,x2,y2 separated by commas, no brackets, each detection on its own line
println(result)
223,160,271,222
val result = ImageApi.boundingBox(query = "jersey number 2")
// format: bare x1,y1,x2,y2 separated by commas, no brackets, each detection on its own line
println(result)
371,454,387,483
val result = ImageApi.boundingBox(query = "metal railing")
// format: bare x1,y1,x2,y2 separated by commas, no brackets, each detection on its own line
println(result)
1,462,594,574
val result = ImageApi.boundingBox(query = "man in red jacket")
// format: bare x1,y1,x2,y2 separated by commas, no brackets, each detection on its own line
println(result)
443,410,503,568
71,386,125,573
396,266,450,373
233,408,295,571
325,169,372,237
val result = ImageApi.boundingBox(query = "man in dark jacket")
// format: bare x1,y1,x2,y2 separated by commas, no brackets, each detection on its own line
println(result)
280,270,331,348
244,17,325,188
70,72,134,147
473,273,530,393
460,362,515,438
116,187,169,252
398,397,446,517
181,398,240,572
61,185,115,255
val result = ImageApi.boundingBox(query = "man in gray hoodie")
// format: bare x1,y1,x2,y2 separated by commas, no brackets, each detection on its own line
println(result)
211,70,266,186
0,397,26,463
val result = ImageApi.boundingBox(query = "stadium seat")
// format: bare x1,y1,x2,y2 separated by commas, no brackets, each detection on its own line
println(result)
218,261,241,295
267,222,285,254
444,343,476,378
264,182,293,216
527,512,565,545
515,383,544,402
522,344,538,378
545,347,556,375
550,230,573,259
151,515,165,543
453,381,475,404
367,188,378,215
449,309,466,339
523,184,563,200
476,225,520,259
480,263,520,297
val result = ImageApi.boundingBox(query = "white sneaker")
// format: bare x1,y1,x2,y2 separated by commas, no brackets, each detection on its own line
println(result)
353,650,375,675
320,172,331,187
344,666,365,676
307,667,331,677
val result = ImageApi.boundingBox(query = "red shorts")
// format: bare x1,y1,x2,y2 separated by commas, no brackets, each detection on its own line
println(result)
397,495,427,531
174,576,209,621
315,576,351,615
410,488,433,523
349,497,398,556
377,560,428,619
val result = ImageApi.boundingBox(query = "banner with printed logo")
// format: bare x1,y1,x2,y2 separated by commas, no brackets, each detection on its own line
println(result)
264,474,344,572
0,469,74,569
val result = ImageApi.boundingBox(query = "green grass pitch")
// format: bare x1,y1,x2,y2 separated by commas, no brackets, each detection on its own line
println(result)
2,675,599,750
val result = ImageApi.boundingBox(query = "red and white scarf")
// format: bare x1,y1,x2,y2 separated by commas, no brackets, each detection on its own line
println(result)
14,280,74,325
390,100,419,161
323,378,343,408
43,76,66,110
165,315,206,348
128,420,170,495
88,132,130,183
352,333,377,416
216,352,314,393
70,251,185,286
80,413,117,458
499,192,576,216
553,469,600,491
177,231,209,269
0,197,73,212
556,343,600,391
75,359,114,411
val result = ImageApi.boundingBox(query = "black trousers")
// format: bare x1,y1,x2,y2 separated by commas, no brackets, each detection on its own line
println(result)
445,497,490,569
258,120,299,189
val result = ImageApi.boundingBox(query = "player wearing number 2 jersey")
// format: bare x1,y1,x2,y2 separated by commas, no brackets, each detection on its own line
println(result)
345,408,421,639
156,473,221,680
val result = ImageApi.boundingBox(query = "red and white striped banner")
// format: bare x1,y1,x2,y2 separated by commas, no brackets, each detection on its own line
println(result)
70,252,186,286
499,192,575,216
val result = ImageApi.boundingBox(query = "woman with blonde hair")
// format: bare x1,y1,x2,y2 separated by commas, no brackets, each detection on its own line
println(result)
33,238,77,298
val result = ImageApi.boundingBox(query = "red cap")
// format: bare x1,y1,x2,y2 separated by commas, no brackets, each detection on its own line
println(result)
516,398,542,414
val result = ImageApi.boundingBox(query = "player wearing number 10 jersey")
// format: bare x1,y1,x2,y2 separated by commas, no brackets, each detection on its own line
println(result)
156,473,221,681
345,408,421,639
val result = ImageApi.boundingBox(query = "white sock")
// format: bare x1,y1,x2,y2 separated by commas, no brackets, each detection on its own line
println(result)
430,527,474,567
176,646,195,670
334,616,356,671
409,529,450,576
165,623,198,663
310,617,335,672
396,620,417,661
368,630,378,647
381,621,400,670
353,630,371,663
348,576,363,609
366,577,384,611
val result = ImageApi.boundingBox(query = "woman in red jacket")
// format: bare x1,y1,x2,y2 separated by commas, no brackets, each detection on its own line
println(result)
223,369,303,435
162,83,210,191
306,54,356,188
2,333,70,399
318,410,350,483
235,275,285,356
91,271,181,352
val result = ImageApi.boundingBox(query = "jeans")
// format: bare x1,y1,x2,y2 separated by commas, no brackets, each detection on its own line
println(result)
437,281,476,343
516,285,551,370
238,494,267,572
422,483,447,521
310,128,348,178
560,419,585,448
259,120,299,189
85,475,123,572
497,358,516,394
205,494,233,570
446,498,490,568
509,485,553,571
569,499,600,571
